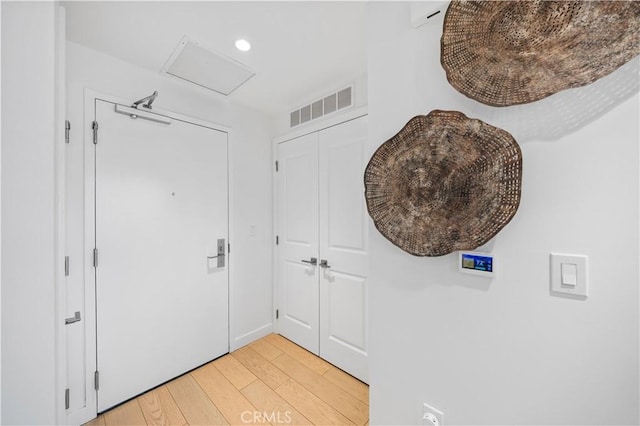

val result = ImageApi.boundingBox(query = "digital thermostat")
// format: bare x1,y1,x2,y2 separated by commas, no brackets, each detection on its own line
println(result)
459,251,495,277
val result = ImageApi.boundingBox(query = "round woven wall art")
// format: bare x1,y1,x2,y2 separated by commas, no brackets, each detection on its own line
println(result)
364,110,522,257
441,1,640,106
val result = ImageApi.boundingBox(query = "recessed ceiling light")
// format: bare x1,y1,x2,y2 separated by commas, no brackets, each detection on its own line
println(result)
235,39,251,52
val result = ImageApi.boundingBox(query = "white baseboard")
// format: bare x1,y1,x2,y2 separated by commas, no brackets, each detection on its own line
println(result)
231,323,273,351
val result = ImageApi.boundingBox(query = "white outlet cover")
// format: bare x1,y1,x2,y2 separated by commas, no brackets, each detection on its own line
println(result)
422,403,444,426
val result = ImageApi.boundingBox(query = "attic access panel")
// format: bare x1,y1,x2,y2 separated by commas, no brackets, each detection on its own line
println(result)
162,36,255,96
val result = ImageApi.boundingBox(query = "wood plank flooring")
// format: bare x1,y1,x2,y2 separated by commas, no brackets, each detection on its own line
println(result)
85,334,369,426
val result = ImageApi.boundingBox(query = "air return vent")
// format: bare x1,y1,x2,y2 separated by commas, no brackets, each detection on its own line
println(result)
290,86,353,128
162,36,255,96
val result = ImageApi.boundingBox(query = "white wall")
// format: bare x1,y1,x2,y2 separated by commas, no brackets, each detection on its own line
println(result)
1,2,59,424
65,41,274,416
0,2,4,421
228,103,274,348
0,2,3,421
367,3,639,425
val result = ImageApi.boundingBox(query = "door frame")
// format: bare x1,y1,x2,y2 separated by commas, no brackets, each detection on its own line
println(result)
63,89,231,425
54,5,68,425
271,106,368,335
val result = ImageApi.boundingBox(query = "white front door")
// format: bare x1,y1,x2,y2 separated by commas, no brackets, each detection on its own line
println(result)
94,100,229,412
276,132,320,354
276,115,369,383
318,116,369,383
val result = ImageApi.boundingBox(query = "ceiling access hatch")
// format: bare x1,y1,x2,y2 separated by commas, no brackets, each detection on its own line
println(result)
162,36,255,96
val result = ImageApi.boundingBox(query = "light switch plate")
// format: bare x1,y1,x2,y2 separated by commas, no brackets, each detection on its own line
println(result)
550,253,588,299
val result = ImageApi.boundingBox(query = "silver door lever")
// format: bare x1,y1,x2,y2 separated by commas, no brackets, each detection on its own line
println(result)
65,311,81,325
320,259,331,268
301,257,317,266
207,238,226,267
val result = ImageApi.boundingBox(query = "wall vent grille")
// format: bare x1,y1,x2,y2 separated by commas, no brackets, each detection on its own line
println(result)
290,86,353,128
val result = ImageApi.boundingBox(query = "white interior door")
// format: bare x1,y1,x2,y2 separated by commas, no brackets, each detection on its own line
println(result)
276,132,320,354
94,100,229,412
319,116,369,383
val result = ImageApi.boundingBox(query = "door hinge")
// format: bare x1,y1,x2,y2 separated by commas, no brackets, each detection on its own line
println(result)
275,160,279,172
92,121,99,145
94,371,100,391
276,235,279,245
93,248,98,268
276,309,279,319
65,120,70,144
65,388,70,410
64,256,70,276
228,243,231,254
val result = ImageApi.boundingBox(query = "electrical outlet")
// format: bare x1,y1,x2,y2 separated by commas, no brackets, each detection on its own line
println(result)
422,403,444,426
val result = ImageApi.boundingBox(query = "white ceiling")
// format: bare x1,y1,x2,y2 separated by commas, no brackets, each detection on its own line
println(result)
63,1,367,117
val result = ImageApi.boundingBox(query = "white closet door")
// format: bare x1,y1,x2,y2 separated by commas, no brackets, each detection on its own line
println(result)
319,116,369,383
95,100,229,411
276,132,320,354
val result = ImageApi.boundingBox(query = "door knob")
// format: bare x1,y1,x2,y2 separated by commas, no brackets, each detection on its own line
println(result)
301,257,317,266
320,259,331,269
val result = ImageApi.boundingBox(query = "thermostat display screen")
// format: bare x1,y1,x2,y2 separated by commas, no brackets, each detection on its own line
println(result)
461,254,493,272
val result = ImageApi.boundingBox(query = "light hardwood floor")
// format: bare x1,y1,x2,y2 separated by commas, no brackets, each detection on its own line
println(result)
85,334,369,426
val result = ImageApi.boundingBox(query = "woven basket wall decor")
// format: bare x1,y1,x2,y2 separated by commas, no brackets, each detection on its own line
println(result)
364,110,522,257
441,1,640,107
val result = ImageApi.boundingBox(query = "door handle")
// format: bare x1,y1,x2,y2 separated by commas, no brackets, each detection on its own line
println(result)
320,259,331,269
301,257,317,266
207,238,226,267
65,311,81,325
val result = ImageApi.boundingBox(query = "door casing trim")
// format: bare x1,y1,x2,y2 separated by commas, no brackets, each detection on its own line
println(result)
62,88,231,425
271,106,367,335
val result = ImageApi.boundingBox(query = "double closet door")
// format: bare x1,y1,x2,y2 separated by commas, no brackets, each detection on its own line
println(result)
276,115,369,383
